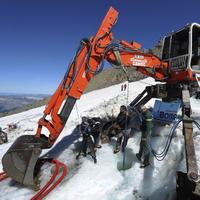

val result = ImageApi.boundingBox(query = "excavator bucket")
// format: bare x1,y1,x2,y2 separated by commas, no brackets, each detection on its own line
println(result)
2,135,46,190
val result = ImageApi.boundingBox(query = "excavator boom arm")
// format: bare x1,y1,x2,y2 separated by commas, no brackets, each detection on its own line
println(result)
105,40,168,80
36,7,119,144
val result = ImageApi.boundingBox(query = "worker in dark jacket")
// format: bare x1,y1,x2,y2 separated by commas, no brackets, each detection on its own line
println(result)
136,105,153,168
113,105,131,154
89,117,102,150
76,117,97,163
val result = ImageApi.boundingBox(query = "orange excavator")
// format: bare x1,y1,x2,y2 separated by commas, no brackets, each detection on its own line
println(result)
2,6,200,199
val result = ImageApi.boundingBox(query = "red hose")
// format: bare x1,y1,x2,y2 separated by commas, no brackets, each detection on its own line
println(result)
0,158,67,200
36,160,67,199
31,159,67,200
0,172,8,181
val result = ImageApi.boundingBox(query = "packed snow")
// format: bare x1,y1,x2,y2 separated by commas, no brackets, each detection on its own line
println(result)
0,77,200,200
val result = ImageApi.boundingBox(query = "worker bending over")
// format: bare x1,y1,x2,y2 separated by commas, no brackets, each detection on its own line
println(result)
136,105,153,168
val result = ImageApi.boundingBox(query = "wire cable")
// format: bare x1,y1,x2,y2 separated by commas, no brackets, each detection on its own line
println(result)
150,119,183,161
122,80,130,170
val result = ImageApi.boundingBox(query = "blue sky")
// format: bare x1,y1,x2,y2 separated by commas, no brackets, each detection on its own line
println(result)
0,0,200,94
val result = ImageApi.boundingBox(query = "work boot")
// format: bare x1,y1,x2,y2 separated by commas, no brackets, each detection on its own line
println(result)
94,145,102,151
140,161,150,168
113,148,120,154
76,152,86,159
93,157,97,164
136,153,141,161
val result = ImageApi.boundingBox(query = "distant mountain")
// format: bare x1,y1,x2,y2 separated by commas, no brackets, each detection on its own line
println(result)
148,40,162,58
85,67,145,93
0,95,49,117
0,93,49,97
0,66,146,117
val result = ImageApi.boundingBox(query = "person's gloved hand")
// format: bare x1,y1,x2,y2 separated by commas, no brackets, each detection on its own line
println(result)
114,123,121,130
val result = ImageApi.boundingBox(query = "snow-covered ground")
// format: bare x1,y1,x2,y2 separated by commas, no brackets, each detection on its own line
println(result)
0,77,200,200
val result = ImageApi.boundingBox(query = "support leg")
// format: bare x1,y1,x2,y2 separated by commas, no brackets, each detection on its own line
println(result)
182,89,198,182
176,88,200,200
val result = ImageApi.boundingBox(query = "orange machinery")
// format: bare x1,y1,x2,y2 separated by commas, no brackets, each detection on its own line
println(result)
2,7,200,199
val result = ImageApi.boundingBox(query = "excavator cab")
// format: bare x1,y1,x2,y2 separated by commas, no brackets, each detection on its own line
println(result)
162,23,200,73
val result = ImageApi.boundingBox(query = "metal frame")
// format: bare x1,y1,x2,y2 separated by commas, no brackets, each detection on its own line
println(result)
161,23,200,74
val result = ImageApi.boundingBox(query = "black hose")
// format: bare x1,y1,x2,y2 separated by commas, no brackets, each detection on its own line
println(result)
194,120,200,130
64,39,86,91
150,119,200,161
64,37,105,92
81,38,104,75
150,119,183,161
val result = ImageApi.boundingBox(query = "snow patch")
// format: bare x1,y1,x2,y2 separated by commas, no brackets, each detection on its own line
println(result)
0,77,200,200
